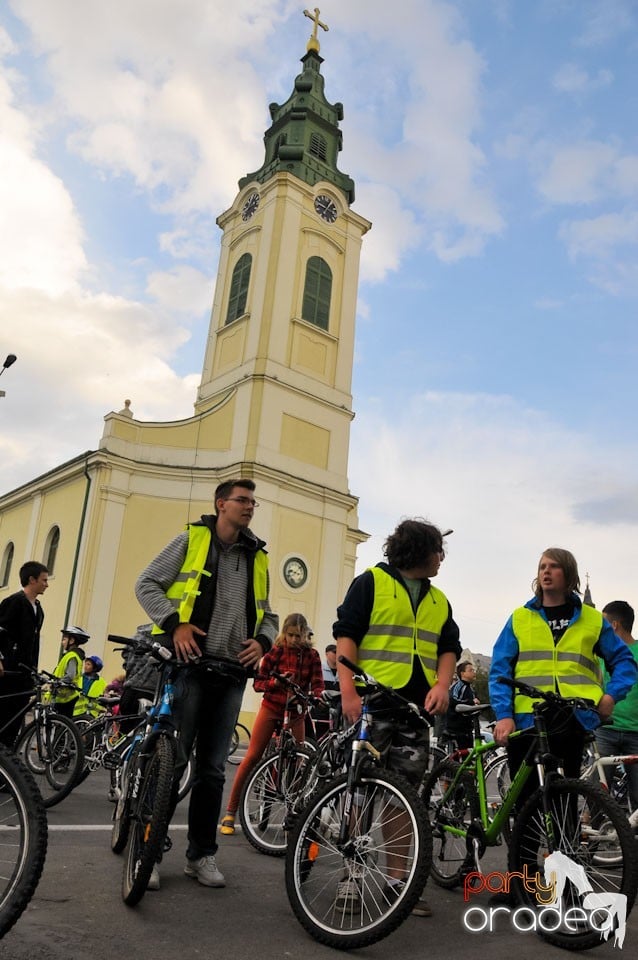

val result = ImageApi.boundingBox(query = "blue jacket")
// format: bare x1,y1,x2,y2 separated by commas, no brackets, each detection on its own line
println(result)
489,594,637,731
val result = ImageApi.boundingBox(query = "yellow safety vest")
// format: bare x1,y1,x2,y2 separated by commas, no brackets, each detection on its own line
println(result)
53,650,83,703
512,603,605,714
73,676,107,717
357,567,450,688
152,524,269,636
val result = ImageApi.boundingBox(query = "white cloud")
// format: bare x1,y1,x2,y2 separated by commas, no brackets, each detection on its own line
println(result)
537,141,618,205
552,62,613,93
560,212,638,260
146,265,213,316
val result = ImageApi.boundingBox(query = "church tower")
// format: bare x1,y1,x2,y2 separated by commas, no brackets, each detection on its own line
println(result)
0,13,370,685
196,18,369,507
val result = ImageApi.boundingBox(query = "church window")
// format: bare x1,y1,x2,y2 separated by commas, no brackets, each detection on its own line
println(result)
44,525,60,575
309,133,327,161
225,253,252,324
301,256,332,330
0,542,14,588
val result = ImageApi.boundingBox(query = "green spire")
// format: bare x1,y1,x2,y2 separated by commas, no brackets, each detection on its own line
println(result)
239,47,355,204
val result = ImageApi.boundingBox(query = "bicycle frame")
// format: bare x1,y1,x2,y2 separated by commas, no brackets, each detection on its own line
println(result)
583,740,638,826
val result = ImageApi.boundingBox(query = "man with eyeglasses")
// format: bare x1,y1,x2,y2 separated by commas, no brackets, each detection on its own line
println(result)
135,478,278,892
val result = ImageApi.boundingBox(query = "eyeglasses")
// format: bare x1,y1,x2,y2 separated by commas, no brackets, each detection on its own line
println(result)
225,496,260,508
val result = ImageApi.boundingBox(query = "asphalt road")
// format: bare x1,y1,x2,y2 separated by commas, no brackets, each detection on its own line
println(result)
1,766,635,960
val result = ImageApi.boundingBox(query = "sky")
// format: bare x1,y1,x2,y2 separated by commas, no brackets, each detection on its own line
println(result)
1,0,637,655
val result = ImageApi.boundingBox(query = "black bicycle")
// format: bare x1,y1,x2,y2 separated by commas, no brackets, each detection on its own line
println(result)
10,666,85,806
285,655,433,950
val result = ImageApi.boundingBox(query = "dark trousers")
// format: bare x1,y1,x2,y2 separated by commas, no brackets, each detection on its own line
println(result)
0,678,32,747
170,667,245,860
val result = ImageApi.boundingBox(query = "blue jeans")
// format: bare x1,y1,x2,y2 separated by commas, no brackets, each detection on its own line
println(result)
171,667,245,860
594,726,638,810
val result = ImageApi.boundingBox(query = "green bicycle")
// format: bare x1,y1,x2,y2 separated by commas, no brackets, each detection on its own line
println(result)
423,677,638,950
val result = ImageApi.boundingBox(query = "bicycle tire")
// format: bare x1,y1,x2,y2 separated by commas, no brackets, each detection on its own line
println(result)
422,757,480,889
509,778,638,950
111,754,134,854
239,745,315,856
227,723,251,766
0,744,48,939
122,734,175,906
15,714,85,807
285,768,432,950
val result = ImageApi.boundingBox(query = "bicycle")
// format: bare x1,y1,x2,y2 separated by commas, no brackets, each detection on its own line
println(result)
423,676,638,950
0,743,48,938
285,655,433,950
9,667,85,807
238,671,321,856
108,634,246,905
582,735,638,826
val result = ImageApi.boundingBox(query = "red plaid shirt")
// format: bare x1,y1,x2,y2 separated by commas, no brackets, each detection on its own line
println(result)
254,644,324,713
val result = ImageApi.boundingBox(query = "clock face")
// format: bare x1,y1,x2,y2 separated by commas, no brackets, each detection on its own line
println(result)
283,557,308,589
241,192,260,221
314,195,338,223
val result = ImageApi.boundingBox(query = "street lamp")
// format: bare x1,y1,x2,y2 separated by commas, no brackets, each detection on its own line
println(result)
0,354,17,398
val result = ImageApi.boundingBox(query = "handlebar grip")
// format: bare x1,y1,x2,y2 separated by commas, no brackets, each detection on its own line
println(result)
107,634,136,646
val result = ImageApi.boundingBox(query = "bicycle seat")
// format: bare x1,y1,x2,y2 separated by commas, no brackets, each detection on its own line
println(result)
455,703,490,715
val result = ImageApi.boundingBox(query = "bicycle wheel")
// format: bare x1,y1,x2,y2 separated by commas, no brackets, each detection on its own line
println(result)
111,754,134,854
239,745,315,856
509,778,638,950
285,768,432,950
0,744,48,938
422,757,479,888
15,715,85,807
122,734,175,905
483,750,512,843
227,723,251,766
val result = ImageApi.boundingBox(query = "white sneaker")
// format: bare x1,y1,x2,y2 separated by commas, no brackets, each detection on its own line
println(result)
147,865,160,891
184,855,226,887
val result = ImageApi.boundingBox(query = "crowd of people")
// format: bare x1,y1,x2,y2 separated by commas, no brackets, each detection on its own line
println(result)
1,476,637,922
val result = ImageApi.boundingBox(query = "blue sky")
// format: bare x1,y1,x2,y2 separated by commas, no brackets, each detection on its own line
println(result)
1,0,637,653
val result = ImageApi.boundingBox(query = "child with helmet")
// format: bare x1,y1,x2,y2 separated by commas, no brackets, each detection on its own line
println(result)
52,625,91,717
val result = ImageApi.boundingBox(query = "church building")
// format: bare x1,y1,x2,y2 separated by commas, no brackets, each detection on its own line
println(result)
0,15,370,714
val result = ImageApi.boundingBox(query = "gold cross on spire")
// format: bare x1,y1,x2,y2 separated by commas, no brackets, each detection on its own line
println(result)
304,7,328,52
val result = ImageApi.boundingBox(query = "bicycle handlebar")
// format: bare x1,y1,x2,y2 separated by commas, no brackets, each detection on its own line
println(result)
262,670,324,708
497,676,597,712
337,654,433,727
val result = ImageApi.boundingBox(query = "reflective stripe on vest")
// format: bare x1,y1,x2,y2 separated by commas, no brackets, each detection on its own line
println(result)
152,525,268,635
357,567,449,687
53,650,82,702
512,604,604,713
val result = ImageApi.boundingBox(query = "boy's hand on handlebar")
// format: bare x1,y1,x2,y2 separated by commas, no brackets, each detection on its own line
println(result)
173,623,205,661
494,718,516,746
424,681,449,716
341,689,362,724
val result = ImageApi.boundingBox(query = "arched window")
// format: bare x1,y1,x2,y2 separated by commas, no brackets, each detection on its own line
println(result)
301,256,332,330
309,132,327,161
44,526,60,575
0,542,14,588
225,253,252,325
